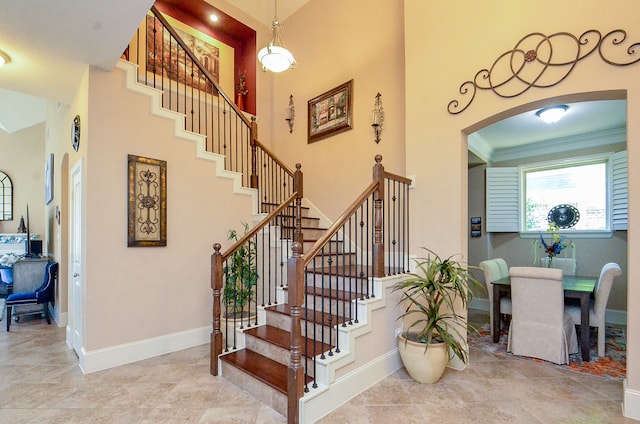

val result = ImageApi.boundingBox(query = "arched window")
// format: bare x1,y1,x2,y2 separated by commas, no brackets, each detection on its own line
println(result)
0,171,13,221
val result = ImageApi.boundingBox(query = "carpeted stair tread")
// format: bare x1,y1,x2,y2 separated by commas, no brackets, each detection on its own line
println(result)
244,325,332,357
221,349,288,394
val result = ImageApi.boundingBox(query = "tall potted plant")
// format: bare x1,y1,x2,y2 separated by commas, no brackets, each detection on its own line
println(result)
223,222,258,318
392,248,483,383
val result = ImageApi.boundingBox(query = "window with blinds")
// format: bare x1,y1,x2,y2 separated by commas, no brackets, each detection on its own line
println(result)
486,151,627,233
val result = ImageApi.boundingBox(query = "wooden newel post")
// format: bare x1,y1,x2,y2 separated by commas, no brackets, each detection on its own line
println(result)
293,163,303,246
211,243,223,376
287,242,305,423
250,117,258,189
373,155,385,277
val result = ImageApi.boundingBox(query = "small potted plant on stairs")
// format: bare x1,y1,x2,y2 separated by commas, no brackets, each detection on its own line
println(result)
223,222,258,319
392,248,483,383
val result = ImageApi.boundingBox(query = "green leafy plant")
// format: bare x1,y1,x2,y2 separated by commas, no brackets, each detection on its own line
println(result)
223,222,258,317
392,248,484,364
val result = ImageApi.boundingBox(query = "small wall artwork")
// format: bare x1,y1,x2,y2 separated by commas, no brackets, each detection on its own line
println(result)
470,216,482,238
45,153,53,205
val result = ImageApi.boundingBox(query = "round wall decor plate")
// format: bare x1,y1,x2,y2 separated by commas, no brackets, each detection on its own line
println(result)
547,204,580,229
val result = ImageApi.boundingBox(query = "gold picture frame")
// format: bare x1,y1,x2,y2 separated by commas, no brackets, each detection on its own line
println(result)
308,80,353,143
128,155,167,247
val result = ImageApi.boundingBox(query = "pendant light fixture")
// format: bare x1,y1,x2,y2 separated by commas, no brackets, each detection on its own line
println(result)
258,0,296,73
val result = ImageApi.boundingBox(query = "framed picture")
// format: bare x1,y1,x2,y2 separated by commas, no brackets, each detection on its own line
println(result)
308,80,353,143
45,153,54,205
146,15,220,92
128,155,167,247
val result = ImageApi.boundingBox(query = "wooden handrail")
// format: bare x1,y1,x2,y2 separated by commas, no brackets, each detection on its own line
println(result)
384,171,412,185
220,192,299,262
254,139,295,177
149,6,251,127
303,181,379,264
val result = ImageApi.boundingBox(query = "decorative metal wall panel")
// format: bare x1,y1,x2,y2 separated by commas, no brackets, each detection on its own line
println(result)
128,155,167,247
448,29,640,114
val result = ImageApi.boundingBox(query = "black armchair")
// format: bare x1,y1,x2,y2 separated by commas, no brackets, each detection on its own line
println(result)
6,262,58,331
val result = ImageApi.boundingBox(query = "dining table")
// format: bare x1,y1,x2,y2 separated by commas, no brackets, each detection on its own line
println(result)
492,274,597,361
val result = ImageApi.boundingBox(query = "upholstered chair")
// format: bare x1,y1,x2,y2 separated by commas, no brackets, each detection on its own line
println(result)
6,262,58,331
507,266,578,364
564,262,622,357
479,258,512,338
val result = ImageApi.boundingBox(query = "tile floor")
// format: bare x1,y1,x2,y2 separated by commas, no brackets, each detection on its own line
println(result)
0,310,635,423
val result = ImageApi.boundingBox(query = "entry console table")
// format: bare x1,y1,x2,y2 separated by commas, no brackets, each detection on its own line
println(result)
492,275,597,362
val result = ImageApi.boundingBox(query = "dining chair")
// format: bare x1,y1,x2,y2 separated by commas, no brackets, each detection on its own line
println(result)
507,266,578,364
564,262,622,357
479,258,512,338
540,257,577,276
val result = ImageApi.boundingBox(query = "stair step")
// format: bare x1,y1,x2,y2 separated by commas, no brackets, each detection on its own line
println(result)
244,325,332,358
266,303,347,327
262,202,310,217
306,265,374,278
221,349,288,394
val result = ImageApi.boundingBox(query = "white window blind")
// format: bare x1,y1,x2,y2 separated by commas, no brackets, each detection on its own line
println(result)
611,150,628,230
486,167,519,232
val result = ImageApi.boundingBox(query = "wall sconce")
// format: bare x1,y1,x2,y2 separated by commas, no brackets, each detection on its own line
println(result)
371,92,384,143
286,94,295,133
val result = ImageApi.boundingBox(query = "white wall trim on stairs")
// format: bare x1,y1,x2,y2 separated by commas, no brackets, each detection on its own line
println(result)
300,349,402,423
115,60,259,215
299,275,406,423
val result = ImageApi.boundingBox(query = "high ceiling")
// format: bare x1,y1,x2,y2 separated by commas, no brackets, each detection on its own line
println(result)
0,0,310,134
0,0,626,155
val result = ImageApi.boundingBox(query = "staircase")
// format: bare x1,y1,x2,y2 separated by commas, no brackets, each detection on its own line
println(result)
123,8,411,423
218,203,347,416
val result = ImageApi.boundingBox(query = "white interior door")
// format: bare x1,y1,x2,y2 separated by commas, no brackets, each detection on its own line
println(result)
70,160,84,356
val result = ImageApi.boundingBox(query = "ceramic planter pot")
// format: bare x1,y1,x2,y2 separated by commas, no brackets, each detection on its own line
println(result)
398,333,448,384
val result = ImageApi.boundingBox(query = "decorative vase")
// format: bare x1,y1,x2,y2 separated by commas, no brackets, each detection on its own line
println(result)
398,333,448,384
221,311,256,350
236,93,245,111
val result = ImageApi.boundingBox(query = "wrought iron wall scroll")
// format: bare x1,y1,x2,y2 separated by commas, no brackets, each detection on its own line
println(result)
448,29,640,114
128,154,167,247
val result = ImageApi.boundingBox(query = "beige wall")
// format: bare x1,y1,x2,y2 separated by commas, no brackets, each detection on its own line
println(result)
43,68,91,323
405,0,640,397
82,65,255,350
265,0,406,220
0,123,46,236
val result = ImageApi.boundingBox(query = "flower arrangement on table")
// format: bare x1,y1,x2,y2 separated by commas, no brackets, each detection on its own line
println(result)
537,222,574,267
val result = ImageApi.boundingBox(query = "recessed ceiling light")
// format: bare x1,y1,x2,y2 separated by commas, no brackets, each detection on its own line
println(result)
536,105,569,124
0,49,11,67
210,14,219,22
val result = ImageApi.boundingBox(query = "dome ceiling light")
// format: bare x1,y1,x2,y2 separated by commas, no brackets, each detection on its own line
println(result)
536,105,569,124
258,0,296,73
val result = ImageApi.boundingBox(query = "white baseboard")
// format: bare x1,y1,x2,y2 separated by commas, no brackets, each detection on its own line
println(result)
79,326,211,374
300,349,402,423
469,298,627,326
624,379,640,420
